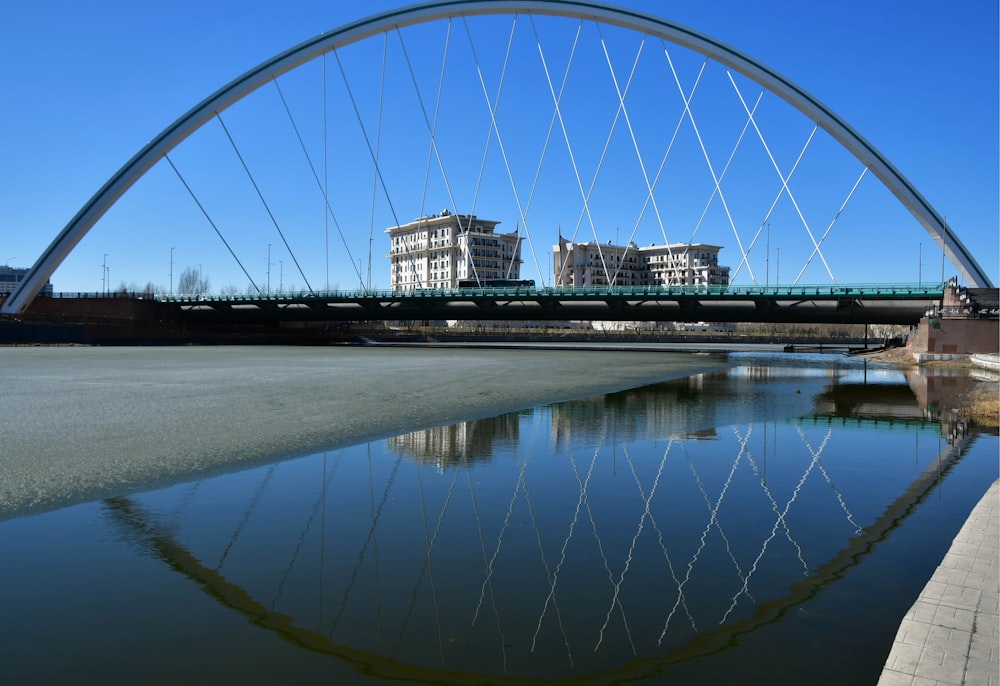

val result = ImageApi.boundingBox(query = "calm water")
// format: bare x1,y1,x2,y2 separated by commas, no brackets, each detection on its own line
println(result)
1,352,996,685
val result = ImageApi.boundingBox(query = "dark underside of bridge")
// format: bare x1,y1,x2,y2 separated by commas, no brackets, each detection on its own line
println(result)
0,289,942,345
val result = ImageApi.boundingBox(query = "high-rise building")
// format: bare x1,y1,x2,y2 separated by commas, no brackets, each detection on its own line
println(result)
386,211,523,290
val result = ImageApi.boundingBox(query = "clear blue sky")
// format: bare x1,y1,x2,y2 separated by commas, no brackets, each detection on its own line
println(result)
1,0,996,292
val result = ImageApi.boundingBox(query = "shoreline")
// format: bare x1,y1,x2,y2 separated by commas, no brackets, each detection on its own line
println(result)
0,345,732,520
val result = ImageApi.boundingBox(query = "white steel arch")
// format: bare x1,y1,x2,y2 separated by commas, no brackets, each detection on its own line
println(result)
3,0,991,314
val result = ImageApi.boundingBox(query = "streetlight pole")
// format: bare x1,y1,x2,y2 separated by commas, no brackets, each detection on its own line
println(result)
103,254,108,295
266,243,272,294
279,260,283,292
765,222,770,288
918,242,922,286
170,247,175,294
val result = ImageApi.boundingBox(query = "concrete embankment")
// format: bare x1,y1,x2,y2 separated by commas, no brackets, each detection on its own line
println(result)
878,479,999,685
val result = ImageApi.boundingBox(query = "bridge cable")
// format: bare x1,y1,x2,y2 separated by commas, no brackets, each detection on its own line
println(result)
599,27,667,287
521,19,584,287
331,47,413,288
164,154,261,292
724,106,818,284
612,51,707,285
323,55,329,291
728,74,835,283
559,28,647,288
273,79,360,292
215,112,314,293
531,16,608,286
666,48,747,282
687,89,763,249
395,26,473,288
464,15,545,284
366,35,389,294
794,168,868,286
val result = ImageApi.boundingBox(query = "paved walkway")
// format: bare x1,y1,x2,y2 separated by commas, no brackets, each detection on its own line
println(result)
878,479,999,685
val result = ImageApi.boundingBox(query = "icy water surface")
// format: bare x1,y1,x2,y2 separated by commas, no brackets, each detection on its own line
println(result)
0,349,996,685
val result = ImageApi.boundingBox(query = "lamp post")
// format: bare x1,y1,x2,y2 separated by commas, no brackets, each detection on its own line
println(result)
169,247,175,294
267,244,272,294
765,222,770,288
918,242,922,286
103,254,108,295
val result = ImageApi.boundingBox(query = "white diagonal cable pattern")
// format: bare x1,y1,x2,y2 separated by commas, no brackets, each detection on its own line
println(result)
728,72,834,283
799,424,864,534
661,426,751,641
794,168,869,285
593,443,670,652
561,32,647,287
597,27,670,286
720,424,832,623
686,89,764,246
625,54,709,274
530,448,600,664
530,16,606,274
663,48,746,282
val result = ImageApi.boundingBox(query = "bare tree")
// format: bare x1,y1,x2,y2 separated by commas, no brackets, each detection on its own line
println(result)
177,266,209,295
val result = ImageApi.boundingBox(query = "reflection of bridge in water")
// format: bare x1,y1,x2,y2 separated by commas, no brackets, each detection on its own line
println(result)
102,367,983,682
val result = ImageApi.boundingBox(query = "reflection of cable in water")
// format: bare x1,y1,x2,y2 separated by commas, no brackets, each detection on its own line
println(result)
470,463,526,675
392,460,461,666
721,426,830,623
803,426,864,535
327,451,404,642
170,480,202,520
662,435,746,643
272,451,344,612
216,463,277,572
742,428,809,578
594,442,671,653
522,467,574,666
531,448,600,666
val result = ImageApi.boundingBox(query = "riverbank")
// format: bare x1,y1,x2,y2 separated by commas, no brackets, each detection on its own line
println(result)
858,347,1000,428
878,479,999,685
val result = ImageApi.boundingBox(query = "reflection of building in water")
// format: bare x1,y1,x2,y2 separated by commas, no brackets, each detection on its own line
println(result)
550,381,723,449
387,413,521,469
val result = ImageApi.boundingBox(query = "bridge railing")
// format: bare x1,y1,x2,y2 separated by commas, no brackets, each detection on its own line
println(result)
148,282,946,304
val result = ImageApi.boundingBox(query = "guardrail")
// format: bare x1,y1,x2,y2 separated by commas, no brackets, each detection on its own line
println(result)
147,282,947,304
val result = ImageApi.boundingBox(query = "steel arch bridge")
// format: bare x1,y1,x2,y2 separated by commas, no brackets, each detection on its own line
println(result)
2,0,993,315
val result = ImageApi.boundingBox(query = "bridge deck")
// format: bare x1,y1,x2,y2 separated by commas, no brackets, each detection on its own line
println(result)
156,283,945,325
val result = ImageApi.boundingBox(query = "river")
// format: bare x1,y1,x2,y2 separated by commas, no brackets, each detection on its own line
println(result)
0,345,995,684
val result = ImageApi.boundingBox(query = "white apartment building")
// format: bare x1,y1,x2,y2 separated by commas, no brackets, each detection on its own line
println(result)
386,211,523,290
552,237,730,287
